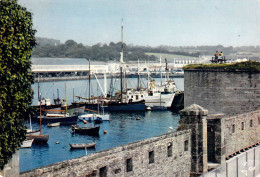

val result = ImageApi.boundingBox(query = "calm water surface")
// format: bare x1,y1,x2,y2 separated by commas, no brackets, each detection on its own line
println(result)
20,78,183,172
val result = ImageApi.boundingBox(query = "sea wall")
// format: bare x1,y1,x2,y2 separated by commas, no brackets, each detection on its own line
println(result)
184,69,260,115
20,130,191,177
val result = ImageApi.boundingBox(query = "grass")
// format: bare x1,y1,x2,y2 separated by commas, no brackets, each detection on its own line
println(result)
183,61,260,71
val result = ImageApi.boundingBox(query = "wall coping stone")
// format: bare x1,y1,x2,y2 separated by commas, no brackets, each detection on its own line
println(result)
207,114,225,120
180,104,208,116
183,69,260,73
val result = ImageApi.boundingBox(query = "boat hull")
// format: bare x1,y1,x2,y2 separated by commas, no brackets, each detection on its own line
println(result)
26,135,49,144
69,143,96,149
37,115,78,125
72,126,100,136
79,114,110,121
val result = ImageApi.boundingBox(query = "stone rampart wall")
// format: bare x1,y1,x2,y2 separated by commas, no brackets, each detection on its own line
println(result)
224,110,260,158
0,151,19,177
20,130,191,177
184,70,260,115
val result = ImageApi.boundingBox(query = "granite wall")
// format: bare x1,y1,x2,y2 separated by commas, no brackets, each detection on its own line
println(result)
20,130,191,177
223,110,260,158
0,151,19,177
184,69,260,115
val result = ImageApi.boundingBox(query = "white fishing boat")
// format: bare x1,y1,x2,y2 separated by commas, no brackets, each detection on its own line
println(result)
21,139,34,148
123,58,176,110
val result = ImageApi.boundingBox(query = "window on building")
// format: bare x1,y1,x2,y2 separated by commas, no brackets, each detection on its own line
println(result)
126,158,133,172
241,122,244,130
167,142,173,157
184,140,189,151
232,124,235,133
141,95,143,98
258,117,260,125
99,166,107,177
250,120,253,127
149,151,154,164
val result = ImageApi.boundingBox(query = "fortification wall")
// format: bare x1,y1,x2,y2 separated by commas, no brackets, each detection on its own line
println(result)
20,130,191,177
0,151,19,177
223,110,260,158
184,70,260,115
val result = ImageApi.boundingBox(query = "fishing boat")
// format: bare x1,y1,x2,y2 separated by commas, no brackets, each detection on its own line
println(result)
21,139,34,148
27,93,49,144
69,142,96,149
38,113,78,125
47,122,60,127
71,125,100,136
121,58,176,110
37,82,78,125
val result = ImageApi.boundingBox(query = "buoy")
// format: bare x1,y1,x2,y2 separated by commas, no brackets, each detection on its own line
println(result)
83,120,87,124
103,131,107,134
136,117,140,120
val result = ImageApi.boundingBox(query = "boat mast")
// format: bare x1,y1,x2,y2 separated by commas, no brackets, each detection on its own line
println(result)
88,59,91,103
37,75,40,102
120,19,124,101
160,55,163,86
165,58,169,82
39,93,42,135
65,81,67,113
137,59,140,90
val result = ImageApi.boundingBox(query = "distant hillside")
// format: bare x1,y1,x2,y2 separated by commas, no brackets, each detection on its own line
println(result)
32,37,260,62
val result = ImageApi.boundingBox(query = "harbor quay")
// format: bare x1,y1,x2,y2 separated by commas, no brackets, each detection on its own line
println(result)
1,67,260,177
31,57,191,82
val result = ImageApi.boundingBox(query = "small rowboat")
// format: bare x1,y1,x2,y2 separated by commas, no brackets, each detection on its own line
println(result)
69,142,96,149
47,122,60,127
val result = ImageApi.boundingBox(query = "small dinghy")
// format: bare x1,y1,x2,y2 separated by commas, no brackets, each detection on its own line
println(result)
69,142,96,149
47,122,60,127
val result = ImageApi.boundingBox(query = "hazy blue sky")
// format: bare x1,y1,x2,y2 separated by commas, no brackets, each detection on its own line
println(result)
19,0,260,47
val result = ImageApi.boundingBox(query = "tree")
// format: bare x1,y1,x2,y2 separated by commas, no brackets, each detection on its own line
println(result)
65,39,77,47
0,0,36,169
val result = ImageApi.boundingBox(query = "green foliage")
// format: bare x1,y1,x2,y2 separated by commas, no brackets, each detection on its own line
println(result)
0,0,36,169
32,39,158,61
183,61,260,71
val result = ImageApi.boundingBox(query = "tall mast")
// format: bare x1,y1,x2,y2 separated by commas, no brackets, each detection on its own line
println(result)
165,58,169,82
120,19,124,101
88,59,91,103
137,59,140,90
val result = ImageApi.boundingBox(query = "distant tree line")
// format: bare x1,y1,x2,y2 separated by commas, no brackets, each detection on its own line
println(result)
33,38,157,62
33,37,260,61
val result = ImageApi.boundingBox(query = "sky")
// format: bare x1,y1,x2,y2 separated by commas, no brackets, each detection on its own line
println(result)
18,0,260,47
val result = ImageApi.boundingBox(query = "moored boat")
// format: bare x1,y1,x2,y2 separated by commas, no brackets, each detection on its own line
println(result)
37,113,78,125
71,125,100,136
69,142,96,149
26,134,49,144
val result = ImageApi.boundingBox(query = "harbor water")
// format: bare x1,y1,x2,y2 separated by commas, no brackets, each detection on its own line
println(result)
20,78,184,172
